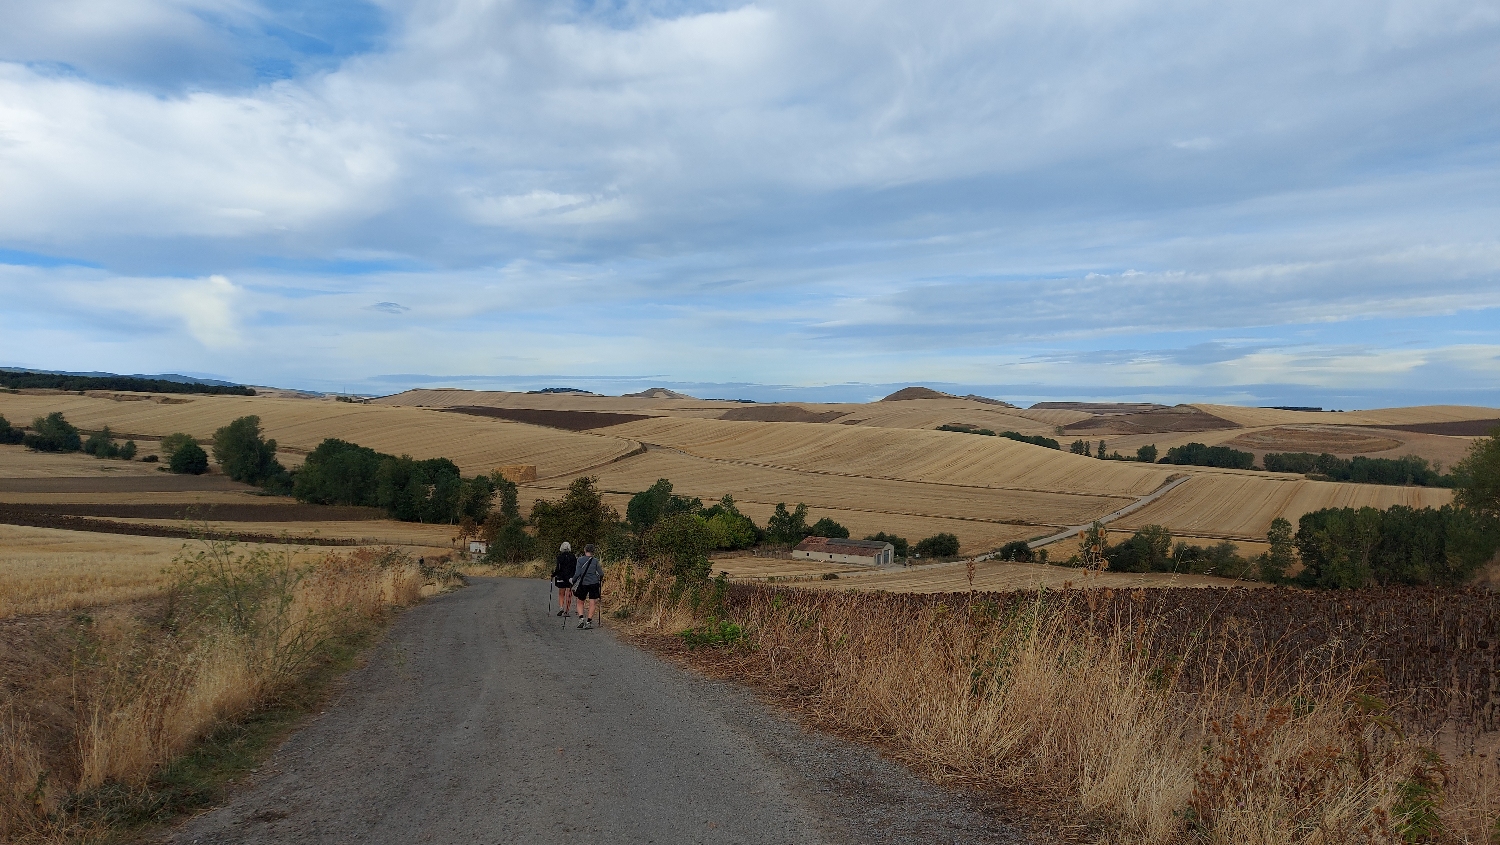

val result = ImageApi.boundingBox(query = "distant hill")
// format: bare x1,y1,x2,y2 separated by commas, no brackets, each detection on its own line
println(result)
0,367,255,396
526,387,598,395
880,386,1016,407
623,387,696,399
1030,402,1169,415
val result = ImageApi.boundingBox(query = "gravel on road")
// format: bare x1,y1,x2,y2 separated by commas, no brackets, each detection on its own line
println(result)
170,577,1029,845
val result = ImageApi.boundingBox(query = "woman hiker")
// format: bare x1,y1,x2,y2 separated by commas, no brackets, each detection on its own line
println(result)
552,542,577,617
572,544,603,629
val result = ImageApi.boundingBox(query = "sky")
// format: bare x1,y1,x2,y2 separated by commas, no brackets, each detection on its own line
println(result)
1,0,1498,407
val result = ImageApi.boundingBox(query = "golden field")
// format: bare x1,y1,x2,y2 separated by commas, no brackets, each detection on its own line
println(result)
1,386,1492,590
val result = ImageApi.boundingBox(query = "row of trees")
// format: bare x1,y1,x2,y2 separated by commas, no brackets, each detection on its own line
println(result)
936,425,1061,450
1263,452,1450,486
0,371,255,395
1158,442,1256,470
1068,439,1158,462
293,437,495,524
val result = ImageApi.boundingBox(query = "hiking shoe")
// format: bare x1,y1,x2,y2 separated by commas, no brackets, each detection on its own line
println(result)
556,610,564,616
578,619,587,628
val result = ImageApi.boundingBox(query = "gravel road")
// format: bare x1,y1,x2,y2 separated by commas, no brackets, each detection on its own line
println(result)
171,577,1029,845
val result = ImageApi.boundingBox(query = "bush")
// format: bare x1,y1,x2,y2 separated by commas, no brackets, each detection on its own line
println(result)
119,440,137,460
644,511,713,580
159,433,197,459
703,495,757,550
864,532,909,558
1160,442,1254,470
996,540,1032,562
23,412,82,452
808,517,849,539
0,414,22,445
169,442,209,474
1454,427,1500,518
914,533,960,558
212,416,287,487
82,426,122,459
141,454,158,463
999,431,1060,449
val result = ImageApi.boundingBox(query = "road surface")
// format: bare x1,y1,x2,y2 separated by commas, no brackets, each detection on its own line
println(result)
171,578,1027,845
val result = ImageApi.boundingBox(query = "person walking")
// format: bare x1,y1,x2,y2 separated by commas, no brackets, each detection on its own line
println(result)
572,544,603,629
552,542,577,617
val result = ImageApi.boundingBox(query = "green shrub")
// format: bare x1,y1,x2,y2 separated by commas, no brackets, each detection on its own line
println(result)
999,431,1060,449
82,426,122,459
644,512,713,580
808,517,849,538
996,540,1033,562
626,478,702,533
23,412,82,452
1453,428,1500,515
914,533,960,558
119,440,137,460
531,477,620,557
678,617,745,649
169,442,210,475
0,414,22,445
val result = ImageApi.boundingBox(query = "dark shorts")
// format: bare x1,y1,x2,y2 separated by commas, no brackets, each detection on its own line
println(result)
575,583,601,600
554,577,572,590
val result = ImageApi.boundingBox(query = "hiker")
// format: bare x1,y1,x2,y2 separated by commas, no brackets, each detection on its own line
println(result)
553,542,577,617
572,544,603,629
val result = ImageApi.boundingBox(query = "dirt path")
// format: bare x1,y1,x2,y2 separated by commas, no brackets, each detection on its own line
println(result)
1015,473,1192,552
170,578,1028,845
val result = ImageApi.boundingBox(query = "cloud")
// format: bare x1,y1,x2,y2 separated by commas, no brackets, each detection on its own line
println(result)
0,0,1498,400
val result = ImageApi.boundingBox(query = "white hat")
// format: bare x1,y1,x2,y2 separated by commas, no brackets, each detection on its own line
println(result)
560,542,571,552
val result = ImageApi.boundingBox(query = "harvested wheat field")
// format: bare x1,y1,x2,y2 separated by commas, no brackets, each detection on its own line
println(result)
800,558,1257,592
0,392,637,478
1112,472,1454,539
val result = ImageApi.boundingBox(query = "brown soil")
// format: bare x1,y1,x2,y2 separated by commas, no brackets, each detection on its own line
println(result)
0,505,361,545
0,475,253,494
1223,426,1402,454
880,386,953,401
1061,406,1240,435
437,406,651,430
1374,419,1500,436
718,406,847,423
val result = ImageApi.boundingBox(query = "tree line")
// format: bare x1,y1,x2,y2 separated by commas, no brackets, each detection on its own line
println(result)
0,371,255,395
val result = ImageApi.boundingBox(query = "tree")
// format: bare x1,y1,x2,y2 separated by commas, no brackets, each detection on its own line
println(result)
808,517,849,539
1097,440,1107,460
1136,444,1158,463
1258,517,1294,583
865,532,909,558
119,440,137,460
169,441,209,474
295,438,384,506
483,474,535,564
530,477,620,556
23,412,82,452
914,533,960,558
626,478,702,532
765,502,811,545
1070,440,1090,456
644,512,713,580
0,415,22,445
1106,525,1172,572
212,416,287,487
996,540,1032,562
1454,427,1500,518
159,433,197,459
702,495,758,550
83,426,121,458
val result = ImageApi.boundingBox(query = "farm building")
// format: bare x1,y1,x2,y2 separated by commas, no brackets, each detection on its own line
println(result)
793,537,896,566
468,540,488,561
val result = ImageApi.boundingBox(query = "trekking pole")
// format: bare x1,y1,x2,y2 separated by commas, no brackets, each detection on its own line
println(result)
548,580,554,615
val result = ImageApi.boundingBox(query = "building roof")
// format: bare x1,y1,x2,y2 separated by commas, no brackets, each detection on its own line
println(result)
794,536,892,555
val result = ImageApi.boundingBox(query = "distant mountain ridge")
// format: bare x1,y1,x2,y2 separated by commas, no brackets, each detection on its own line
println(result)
0,366,241,387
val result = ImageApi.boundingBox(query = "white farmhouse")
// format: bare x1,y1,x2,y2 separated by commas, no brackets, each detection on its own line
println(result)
792,537,896,567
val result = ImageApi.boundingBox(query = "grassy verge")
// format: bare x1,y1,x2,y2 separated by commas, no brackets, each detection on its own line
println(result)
0,543,460,843
604,565,1499,844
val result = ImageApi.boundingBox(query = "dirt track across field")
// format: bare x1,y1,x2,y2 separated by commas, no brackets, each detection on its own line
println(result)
170,578,1027,845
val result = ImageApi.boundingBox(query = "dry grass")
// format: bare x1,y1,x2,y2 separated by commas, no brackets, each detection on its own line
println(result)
608,572,1492,843
0,543,436,842
800,559,1261,593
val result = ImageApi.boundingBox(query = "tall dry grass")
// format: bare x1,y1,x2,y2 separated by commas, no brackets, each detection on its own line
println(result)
609,566,1491,844
0,542,437,843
